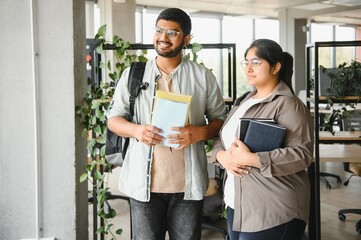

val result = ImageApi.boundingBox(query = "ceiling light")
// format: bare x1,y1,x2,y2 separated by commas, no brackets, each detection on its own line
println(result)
321,0,361,7
295,2,335,10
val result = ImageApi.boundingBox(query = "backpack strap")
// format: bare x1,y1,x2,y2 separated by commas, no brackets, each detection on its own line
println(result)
105,62,147,164
128,61,146,118
121,61,146,159
234,91,251,106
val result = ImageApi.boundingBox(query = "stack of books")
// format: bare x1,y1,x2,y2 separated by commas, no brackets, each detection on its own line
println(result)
239,118,286,152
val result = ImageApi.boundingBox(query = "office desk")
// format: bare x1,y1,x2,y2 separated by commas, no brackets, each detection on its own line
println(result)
309,131,361,240
319,131,361,144
319,144,361,162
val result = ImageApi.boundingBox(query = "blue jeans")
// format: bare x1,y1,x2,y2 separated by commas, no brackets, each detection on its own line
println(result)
227,207,306,240
130,193,204,240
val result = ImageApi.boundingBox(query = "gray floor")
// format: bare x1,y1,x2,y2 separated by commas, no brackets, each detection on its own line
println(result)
89,161,361,240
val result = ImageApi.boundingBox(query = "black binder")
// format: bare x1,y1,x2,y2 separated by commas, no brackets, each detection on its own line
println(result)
240,119,286,152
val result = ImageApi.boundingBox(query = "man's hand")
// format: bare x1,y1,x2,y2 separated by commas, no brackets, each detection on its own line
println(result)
108,117,164,147
134,124,163,146
166,124,202,150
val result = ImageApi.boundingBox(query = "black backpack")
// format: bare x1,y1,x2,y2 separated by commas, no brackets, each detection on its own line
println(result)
105,61,147,167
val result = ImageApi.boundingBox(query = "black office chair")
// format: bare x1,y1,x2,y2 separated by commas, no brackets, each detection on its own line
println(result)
202,163,229,239
338,162,361,234
320,172,342,189
320,111,343,189
337,111,361,234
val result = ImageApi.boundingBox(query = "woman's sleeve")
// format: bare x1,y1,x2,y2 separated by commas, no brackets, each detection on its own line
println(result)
258,98,314,177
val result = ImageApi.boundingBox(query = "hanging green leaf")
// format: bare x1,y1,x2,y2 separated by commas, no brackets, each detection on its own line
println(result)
94,125,102,135
98,135,106,144
97,24,107,38
79,172,88,183
192,42,203,54
91,99,102,109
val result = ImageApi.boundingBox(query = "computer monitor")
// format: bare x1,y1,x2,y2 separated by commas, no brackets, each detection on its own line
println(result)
342,110,361,131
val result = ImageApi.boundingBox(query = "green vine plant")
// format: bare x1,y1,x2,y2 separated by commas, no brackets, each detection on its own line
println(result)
75,24,203,239
319,60,361,135
184,41,203,62
76,24,147,238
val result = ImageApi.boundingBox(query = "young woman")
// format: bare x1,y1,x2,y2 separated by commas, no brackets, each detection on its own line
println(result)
213,39,314,240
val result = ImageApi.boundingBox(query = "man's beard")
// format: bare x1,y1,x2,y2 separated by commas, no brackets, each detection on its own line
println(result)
154,39,184,58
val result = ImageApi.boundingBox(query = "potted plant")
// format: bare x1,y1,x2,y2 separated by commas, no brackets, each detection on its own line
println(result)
319,60,361,134
320,60,361,98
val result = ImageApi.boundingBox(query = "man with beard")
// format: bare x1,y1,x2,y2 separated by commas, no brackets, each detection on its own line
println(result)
106,8,227,240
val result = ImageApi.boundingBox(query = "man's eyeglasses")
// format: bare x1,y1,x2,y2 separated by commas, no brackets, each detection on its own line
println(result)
154,27,181,40
241,58,262,69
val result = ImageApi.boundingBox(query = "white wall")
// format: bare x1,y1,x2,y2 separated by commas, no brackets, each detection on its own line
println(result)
0,0,88,239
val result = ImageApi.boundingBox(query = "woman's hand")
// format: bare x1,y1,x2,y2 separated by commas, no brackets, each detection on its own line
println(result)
230,138,261,169
216,147,251,177
216,138,261,177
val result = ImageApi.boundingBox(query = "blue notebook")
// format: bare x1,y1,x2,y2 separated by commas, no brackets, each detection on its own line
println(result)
243,119,286,152
238,118,274,141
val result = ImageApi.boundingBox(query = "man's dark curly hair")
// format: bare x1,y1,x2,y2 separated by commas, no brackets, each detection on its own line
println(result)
156,8,192,35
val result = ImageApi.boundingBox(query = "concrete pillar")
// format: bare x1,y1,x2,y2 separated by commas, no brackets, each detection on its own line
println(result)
294,19,308,94
0,0,88,239
98,0,136,42
278,9,307,94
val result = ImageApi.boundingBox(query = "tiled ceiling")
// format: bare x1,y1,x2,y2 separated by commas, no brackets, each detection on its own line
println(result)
135,0,361,26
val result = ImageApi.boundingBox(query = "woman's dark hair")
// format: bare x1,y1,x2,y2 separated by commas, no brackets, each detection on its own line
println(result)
156,8,192,35
244,39,294,94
